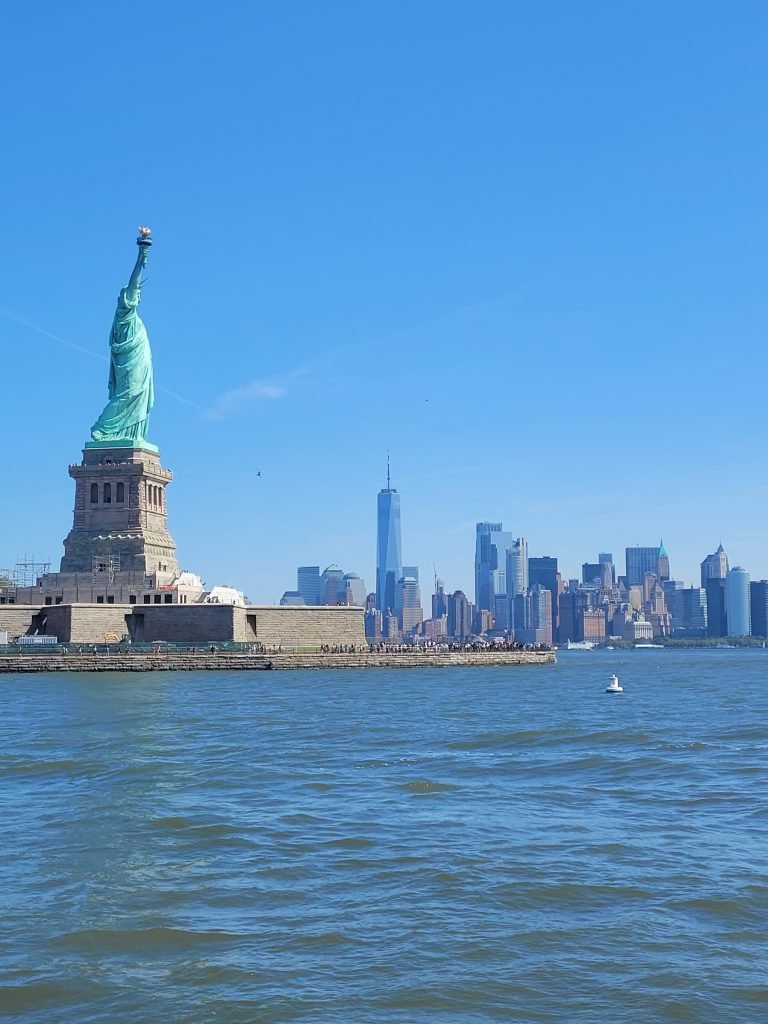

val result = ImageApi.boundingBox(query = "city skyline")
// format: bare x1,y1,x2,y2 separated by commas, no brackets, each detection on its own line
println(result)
7,464,768,612
268,476,768,644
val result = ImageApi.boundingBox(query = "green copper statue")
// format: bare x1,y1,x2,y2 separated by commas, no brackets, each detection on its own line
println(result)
90,228,155,447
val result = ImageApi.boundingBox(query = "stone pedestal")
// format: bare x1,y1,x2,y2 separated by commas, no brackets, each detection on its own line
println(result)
60,444,178,577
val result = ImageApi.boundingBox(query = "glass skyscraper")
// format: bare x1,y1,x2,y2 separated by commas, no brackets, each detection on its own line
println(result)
506,538,528,598
749,580,768,638
475,522,515,612
705,577,727,637
397,574,423,634
726,567,751,637
297,566,321,606
625,546,661,587
376,468,402,614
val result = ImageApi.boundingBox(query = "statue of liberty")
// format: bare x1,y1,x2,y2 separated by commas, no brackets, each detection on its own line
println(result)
90,228,155,447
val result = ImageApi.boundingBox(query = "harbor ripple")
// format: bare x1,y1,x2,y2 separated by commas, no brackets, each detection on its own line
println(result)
1,650,767,1023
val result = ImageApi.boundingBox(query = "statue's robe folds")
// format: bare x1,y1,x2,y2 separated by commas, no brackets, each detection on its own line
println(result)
91,288,154,444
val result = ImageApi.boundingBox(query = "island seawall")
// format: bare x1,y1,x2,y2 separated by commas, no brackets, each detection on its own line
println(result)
0,650,554,673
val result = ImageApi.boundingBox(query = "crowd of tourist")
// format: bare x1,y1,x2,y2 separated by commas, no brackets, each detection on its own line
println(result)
3,639,550,656
365,640,551,654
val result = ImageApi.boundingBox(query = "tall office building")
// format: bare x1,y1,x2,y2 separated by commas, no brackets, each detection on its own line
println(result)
701,544,729,587
599,561,614,588
657,541,670,582
342,573,367,606
599,553,615,585
365,607,382,640
319,565,345,605
397,574,423,634
505,538,528,598
726,567,751,637
643,572,658,605
625,546,660,587
528,555,560,640
582,562,601,585
297,565,321,606
447,590,472,639
558,591,577,641
432,577,447,619
398,566,419,617
475,522,514,612
749,581,768,638
682,587,707,633
493,594,511,632
662,579,684,610
530,584,553,646
512,591,532,633
528,556,558,594
669,587,707,633
514,585,552,645
705,577,727,637
376,461,402,613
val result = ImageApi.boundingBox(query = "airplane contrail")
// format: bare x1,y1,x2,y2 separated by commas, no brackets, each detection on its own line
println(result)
0,304,107,361
0,303,207,412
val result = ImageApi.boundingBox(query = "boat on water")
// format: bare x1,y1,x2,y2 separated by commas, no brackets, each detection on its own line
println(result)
714,643,736,649
564,640,596,650
605,673,623,693
635,643,663,649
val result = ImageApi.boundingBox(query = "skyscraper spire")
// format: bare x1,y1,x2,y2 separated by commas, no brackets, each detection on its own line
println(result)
386,450,391,490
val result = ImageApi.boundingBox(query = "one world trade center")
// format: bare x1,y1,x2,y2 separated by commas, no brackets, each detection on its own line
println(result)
376,460,402,614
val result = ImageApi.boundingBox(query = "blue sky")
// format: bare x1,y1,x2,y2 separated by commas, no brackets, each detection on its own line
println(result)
2,2,766,600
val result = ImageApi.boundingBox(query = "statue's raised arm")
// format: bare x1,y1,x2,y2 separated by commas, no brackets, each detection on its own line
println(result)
89,228,156,448
125,226,152,304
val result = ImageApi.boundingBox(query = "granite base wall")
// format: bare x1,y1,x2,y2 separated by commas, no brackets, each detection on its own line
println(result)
0,607,39,638
238,606,365,646
0,603,365,646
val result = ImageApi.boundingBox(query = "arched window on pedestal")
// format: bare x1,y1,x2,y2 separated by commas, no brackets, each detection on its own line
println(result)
90,483,98,503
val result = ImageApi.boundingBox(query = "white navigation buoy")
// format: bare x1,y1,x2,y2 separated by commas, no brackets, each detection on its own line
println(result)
605,673,623,693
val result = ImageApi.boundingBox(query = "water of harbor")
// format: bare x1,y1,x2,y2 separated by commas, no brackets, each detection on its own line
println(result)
1,649,767,1023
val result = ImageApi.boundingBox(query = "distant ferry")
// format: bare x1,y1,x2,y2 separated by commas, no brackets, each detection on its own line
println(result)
635,643,664,649
564,640,596,650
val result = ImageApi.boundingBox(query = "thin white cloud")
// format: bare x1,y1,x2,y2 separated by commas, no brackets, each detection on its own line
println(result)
205,378,287,419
